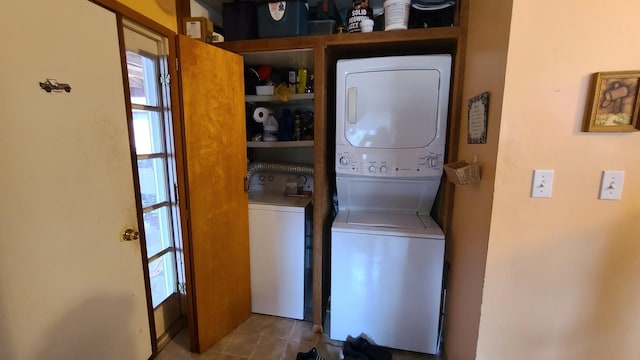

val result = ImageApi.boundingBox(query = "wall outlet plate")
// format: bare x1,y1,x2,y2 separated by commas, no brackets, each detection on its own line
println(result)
531,170,554,198
599,170,624,200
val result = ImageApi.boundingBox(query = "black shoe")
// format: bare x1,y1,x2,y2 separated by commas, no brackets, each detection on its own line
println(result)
296,347,325,360
343,336,392,360
341,340,368,360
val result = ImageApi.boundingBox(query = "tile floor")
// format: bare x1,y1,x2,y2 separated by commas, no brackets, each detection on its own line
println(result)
154,314,443,360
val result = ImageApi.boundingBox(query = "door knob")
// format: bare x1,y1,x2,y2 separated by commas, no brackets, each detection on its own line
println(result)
121,228,140,241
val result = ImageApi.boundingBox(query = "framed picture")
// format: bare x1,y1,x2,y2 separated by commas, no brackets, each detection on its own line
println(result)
583,70,640,132
468,92,489,144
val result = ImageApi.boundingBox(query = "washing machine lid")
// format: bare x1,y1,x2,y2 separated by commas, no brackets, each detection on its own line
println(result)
332,210,444,238
347,211,425,229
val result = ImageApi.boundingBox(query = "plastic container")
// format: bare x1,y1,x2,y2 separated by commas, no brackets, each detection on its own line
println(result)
347,0,373,33
278,109,293,141
383,0,411,30
360,18,374,32
309,19,336,35
263,114,279,141
258,0,309,38
408,1,456,29
256,85,274,95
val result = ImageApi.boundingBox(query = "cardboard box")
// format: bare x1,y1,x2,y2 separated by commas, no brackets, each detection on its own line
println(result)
183,17,214,42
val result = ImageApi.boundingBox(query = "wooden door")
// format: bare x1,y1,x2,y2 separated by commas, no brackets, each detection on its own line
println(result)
0,1,151,359
176,35,251,353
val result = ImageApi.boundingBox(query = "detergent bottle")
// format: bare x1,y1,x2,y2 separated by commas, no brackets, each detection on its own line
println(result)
263,113,279,141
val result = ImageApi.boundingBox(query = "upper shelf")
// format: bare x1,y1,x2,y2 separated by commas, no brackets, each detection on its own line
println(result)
245,93,314,103
216,26,464,54
247,140,314,148
242,48,315,71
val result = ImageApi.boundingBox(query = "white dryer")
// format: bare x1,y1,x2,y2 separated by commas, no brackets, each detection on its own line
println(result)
330,55,451,354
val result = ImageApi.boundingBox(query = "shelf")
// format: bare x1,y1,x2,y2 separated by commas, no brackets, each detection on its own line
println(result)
247,140,314,148
242,48,315,70
324,27,463,46
215,27,463,54
245,93,314,103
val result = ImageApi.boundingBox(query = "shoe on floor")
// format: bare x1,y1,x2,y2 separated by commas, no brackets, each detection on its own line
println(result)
340,340,368,360
342,336,392,360
296,347,325,360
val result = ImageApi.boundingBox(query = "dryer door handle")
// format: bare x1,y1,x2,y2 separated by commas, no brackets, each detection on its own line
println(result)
347,87,357,124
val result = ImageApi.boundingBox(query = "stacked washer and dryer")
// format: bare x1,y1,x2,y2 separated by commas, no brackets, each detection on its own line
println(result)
330,55,452,354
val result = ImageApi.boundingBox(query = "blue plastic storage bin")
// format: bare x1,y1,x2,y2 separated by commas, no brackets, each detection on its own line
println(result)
258,0,309,38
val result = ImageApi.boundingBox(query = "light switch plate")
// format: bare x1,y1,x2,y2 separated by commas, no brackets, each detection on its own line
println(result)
599,170,624,200
531,170,554,198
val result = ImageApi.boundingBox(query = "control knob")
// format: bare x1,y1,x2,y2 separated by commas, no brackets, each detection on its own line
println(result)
427,157,439,167
380,165,388,174
339,156,349,166
368,165,376,173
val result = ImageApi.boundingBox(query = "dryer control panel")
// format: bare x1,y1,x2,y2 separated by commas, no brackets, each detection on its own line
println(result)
336,144,445,177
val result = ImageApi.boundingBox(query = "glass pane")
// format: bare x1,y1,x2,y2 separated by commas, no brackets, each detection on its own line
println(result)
144,206,172,257
149,252,177,307
138,157,168,207
133,110,164,154
127,52,159,106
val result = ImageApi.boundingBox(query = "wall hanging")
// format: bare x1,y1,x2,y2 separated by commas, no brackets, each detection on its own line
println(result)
39,79,71,93
468,91,489,143
583,70,640,132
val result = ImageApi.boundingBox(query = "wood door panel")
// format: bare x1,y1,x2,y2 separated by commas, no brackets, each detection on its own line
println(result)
178,35,250,352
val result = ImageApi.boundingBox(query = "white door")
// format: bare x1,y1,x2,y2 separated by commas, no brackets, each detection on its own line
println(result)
0,1,151,359
122,19,186,345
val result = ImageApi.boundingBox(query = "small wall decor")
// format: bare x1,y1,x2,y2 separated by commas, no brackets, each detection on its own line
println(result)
468,92,489,144
39,79,71,93
583,70,640,132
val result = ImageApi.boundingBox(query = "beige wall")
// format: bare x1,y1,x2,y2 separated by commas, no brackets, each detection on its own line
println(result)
476,0,640,359
444,0,512,359
116,0,177,32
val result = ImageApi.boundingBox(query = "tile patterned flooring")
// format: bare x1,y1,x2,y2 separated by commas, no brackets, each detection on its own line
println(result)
155,314,442,360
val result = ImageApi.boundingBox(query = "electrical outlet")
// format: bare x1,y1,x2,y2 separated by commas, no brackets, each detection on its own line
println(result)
531,170,554,198
599,170,624,200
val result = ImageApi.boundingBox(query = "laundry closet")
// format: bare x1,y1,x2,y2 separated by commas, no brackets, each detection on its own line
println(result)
243,50,317,321
181,0,468,353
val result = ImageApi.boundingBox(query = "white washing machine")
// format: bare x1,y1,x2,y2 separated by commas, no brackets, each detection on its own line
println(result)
248,172,313,320
330,55,451,354
331,211,444,354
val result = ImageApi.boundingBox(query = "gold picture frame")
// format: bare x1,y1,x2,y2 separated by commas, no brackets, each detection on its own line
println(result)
583,70,640,132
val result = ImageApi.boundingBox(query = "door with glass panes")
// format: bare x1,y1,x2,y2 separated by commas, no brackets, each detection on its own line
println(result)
122,19,185,345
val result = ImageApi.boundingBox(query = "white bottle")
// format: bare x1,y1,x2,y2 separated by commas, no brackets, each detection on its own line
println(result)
263,114,279,142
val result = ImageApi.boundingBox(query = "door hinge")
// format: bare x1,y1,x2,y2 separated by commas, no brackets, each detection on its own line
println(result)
178,282,186,294
174,182,179,204
160,73,171,85
244,176,249,193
